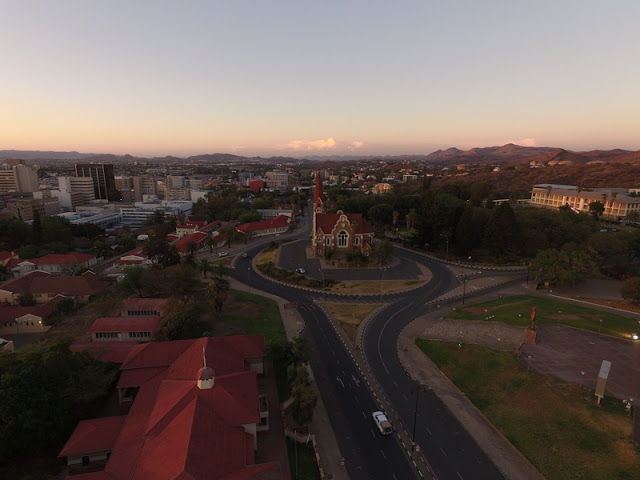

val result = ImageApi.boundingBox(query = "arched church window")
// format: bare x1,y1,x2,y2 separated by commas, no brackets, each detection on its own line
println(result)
338,231,348,247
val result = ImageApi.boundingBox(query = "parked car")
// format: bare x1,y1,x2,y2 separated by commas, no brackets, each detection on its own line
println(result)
372,411,392,435
295,268,306,274
218,252,229,257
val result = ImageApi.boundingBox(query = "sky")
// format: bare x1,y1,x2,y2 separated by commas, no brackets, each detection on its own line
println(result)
2,1,639,158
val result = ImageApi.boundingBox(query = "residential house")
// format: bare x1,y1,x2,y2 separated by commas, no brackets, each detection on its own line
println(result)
59,335,280,479
0,270,109,305
121,297,169,317
90,316,160,342
235,215,291,238
18,252,97,276
0,296,61,335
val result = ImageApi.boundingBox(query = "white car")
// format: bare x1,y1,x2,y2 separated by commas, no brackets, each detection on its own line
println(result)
372,411,392,435
218,252,229,257
295,268,306,274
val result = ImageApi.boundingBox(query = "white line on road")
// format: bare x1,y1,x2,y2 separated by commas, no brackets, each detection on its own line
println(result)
440,448,447,456
336,377,344,388
457,472,463,480
376,301,415,375
380,450,386,459
426,426,432,436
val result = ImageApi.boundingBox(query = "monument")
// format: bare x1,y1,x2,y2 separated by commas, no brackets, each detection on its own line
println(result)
523,305,538,344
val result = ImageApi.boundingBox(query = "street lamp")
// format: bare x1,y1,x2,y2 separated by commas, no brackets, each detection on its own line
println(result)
440,233,449,259
318,268,325,301
380,267,387,302
461,273,467,305
247,267,251,293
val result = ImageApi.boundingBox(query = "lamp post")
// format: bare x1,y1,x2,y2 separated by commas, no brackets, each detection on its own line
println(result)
461,273,467,305
247,267,251,293
440,233,449,259
318,268,325,301
380,267,387,302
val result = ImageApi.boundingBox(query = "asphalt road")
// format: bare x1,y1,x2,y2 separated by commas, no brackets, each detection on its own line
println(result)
232,220,510,479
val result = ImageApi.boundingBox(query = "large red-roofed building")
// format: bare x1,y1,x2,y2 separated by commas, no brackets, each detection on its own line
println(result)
60,335,281,479
235,215,291,237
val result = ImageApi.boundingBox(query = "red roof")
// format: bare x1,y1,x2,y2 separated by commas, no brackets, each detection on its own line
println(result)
59,416,127,456
30,252,95,265
90,316,160,333
0,296,63,324
65,335,280,480
28,272,109,297
174,231,209,253
316,212,372,235
0,251,17,262
122,297,169,313
0,270,50,294
5,258,21,269
235,215,290,234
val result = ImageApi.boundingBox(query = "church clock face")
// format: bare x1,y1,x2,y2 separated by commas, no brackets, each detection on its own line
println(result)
316,208,322,213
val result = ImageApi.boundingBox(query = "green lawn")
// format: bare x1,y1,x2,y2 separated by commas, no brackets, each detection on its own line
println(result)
216,289,287,343
416,339,640,480
445,295,638,339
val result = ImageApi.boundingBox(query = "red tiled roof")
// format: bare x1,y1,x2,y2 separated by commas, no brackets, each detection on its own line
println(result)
30,252,96,265
5,258,21,269
0,305,36,324
122,297,169,313
0,251,16,262
71,342,138,363
90,316,160,333
59,416,127,456
0,270,50,294
235,215,290,234
28,274,109,297
315,212,372,235
96,335,278,480
174,231,209,253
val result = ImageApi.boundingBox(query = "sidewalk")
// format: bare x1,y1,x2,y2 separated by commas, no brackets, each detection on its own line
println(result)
227,276,349,480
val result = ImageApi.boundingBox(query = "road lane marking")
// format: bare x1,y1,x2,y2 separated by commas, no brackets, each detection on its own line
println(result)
380,450,386,459
440,448,447,456
376,301,415,374
457,473,463,479
336,377,344,388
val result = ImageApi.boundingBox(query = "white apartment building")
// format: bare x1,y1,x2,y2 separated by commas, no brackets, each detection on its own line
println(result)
58,176,96,203
265,171,290,190
529,184,640,220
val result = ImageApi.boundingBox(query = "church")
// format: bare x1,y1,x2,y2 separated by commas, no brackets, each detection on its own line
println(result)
311,171,375,258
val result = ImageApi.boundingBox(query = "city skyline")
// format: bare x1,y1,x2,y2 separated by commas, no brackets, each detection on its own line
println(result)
2,1,639,158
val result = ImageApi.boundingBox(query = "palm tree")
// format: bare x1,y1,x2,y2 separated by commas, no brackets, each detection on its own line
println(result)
207,277,230,313
205,236,215,253
198,258,212,278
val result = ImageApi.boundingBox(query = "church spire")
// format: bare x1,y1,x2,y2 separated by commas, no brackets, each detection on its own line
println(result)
313,170,325,205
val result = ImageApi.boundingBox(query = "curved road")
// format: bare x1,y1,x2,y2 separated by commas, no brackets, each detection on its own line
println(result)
232,231,515,479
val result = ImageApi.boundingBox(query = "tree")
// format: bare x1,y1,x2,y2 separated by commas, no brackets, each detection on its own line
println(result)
367,203,395,230
143,232,180,267
31,210,42,245
156,301,202,341
588,201,605,218
198,258,212,278
0,342,119,463
621,277,640,303
530,248,594,287
287,365,317,426
207,277,230,313
92,240,110,259
483,202,519,258
53,297,75,316
17,291,36,306
374,238,393,265
117,266,147,297
205,235,216,253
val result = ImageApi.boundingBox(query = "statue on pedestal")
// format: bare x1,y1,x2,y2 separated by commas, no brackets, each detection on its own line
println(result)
530,306,536,330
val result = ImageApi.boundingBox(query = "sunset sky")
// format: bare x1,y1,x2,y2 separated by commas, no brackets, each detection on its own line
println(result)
2,1,639,157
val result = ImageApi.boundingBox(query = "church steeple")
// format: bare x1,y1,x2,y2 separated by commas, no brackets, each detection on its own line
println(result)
313,170,325,206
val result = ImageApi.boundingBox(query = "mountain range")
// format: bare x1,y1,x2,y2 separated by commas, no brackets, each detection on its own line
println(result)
1,145,640,166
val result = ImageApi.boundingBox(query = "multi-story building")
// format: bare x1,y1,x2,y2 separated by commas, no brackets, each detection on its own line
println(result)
529,184,640,220
6,197,59,221
114,176,133,190
75,163,119,201
58,176,96,204
265,171,290,190
132,175,157,201
0,164,39,194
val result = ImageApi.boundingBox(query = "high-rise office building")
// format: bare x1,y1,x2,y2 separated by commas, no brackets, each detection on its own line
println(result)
132,175,158,201
74,163,119,201
0,164,39,194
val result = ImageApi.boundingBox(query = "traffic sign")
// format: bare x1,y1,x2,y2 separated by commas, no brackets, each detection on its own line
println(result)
415,444,421,453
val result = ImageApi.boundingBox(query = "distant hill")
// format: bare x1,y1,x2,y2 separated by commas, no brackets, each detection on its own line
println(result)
2,145,639,167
